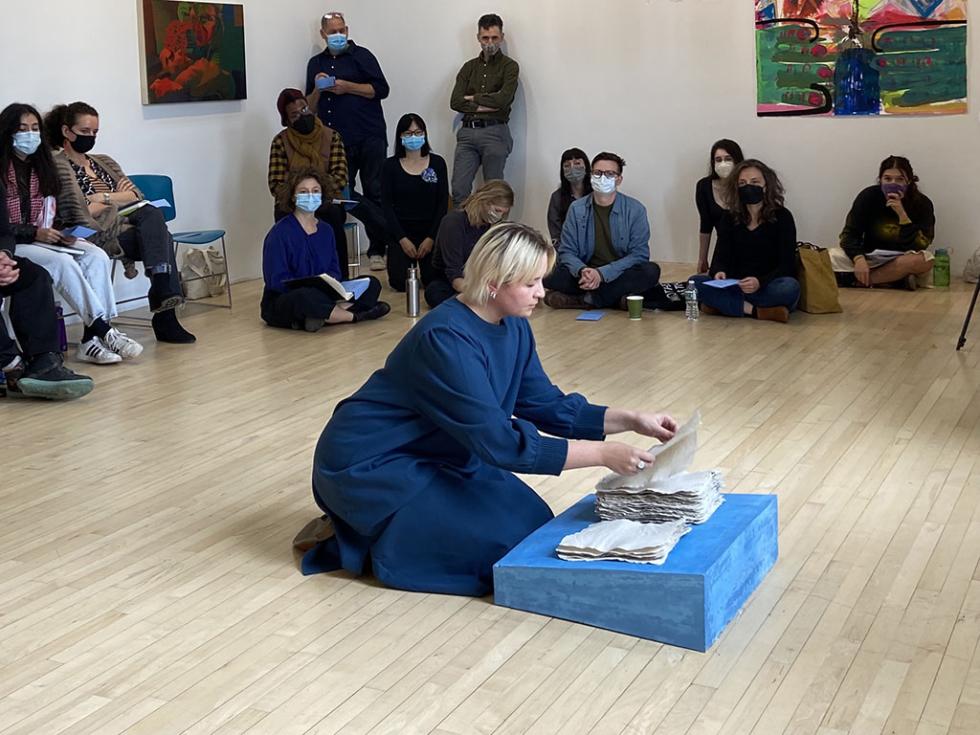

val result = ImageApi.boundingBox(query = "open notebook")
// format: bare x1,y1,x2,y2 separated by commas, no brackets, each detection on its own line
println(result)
284,274,370,301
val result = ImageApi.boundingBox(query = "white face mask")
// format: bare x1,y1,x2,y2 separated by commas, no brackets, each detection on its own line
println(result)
714,160,734,178
591,174,617,195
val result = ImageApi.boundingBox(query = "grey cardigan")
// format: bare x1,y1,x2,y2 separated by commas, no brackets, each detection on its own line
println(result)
53,150,143,258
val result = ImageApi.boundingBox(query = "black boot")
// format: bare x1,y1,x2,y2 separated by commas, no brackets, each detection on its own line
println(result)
152,309,196,343
148,273,184,313
352,301,391,322
14,352,94,400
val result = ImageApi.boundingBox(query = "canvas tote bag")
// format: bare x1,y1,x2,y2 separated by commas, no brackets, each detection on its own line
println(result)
797,242,842,314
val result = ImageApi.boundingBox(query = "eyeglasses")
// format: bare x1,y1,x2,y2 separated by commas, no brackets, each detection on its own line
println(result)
400,130,424,138
322,12,345,23
592,170,619,180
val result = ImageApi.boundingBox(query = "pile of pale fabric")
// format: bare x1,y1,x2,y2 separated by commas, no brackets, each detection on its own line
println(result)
556,412,724,565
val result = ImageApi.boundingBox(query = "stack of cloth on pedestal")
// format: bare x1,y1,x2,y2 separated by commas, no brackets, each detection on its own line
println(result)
557,411,725,566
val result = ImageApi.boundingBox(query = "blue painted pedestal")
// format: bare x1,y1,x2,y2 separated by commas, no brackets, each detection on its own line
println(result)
493,493,778,652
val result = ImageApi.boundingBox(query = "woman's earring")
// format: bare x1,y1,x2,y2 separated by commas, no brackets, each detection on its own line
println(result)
489,289,497,300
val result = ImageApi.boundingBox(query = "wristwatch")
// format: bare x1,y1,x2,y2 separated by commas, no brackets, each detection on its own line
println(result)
103,193,111,205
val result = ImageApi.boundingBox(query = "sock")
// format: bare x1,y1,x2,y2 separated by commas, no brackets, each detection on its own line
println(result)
83,317,111,342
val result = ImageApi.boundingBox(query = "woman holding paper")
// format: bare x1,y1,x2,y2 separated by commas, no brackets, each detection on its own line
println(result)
301,221,678,596
0,102,142,364
691,159,800,323
261,168,389,331
835,155,935,289
45,101,193,344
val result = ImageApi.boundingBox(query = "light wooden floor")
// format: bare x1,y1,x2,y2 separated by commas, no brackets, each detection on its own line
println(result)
3,264,979,735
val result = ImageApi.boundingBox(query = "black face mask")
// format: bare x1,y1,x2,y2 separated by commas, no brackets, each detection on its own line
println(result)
70,132,96,154
291,114,316,135
738,184,765,205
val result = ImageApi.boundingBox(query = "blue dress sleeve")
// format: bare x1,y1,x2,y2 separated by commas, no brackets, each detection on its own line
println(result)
515,330,607,440
262,225,292,293
406,327,569,475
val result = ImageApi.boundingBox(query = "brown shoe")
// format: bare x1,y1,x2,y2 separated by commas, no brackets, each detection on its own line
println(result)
700,303,721,316
755,306,790,323
544,290,588,310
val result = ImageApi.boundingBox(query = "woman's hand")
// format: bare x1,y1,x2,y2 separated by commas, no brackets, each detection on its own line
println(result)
399,238,418,259
738,277,760,294
885,194,910,223
35,227,66,245
714,271,727,280
0,252,19,287
88,202,108,217
602,442,656,476
854,256,871,287
417,237,434,259
697,257,710,274
631,412,678,442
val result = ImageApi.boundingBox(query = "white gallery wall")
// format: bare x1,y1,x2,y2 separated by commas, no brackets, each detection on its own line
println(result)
2,0,978,292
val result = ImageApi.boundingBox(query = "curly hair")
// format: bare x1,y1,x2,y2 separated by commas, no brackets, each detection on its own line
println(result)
724,159,785,225
284,167,326,212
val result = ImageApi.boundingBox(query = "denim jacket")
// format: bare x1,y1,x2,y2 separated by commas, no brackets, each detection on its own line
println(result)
556,192,651,283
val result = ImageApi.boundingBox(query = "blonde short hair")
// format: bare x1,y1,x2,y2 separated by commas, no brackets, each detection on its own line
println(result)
460,222,555,306
461,179,514,227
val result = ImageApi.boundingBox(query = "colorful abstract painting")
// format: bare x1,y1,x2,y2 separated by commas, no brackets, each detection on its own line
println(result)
755,1,967,116
139,1,247,104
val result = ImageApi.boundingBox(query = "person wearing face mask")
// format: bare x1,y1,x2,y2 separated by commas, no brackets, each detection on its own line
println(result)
299,221,679,596
690,159,800,323
380,113,449,291
261,168,389,332
695,139,744,274
833,155,935,289
269,88,351,279
0,102,144,365
306,11,391,272
449,13,520,208
45,101,194,344
547,148,593,245
545,152,667,311
425,179,514,308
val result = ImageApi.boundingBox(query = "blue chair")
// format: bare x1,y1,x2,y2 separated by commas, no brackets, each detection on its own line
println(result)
127,174,232,309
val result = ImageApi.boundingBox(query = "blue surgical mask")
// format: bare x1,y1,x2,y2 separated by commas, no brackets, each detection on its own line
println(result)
295,193,322,212
327,33,348,52
12,131,41,156
402,134,425,151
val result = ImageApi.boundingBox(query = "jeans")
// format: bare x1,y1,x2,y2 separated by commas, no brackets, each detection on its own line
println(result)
117,204,181,300
692,275,800,316
345,137,388,257
544,261,662,310
451,124,513,207
15,241,115,325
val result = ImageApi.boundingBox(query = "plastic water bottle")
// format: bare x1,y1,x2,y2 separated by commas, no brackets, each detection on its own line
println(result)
406,265,420,317
933,248,950,288
685,279,699,321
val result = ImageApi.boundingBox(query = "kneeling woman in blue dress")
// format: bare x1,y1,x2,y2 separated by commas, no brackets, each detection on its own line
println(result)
262,168,389,331
691,159,800,323
302,221,679,596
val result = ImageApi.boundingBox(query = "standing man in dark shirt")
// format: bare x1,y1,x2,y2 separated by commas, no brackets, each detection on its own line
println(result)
449,14,519,208
306,12,390,271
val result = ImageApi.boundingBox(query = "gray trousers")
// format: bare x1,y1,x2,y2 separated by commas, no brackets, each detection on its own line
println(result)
451,124,513,207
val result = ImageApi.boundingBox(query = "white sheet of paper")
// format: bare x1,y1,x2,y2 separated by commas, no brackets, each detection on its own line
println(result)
596,410,701,490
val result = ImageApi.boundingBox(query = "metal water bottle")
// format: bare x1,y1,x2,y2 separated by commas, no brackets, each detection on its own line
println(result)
406,265,420,317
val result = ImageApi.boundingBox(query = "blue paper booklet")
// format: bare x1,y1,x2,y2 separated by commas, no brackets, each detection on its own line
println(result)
703,278,740,288
576,311,605,321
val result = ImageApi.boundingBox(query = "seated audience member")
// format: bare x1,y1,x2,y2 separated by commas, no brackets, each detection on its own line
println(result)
268,88,350,278
544,152,662,311
691,159,799,323
695,138,744,273
261,168,389,332
1,103,141,365
45,101,194,344
425,179,513,308
302,221,679,595
380,113,448,291
0,215,93,399
546,147,592,244
834,155,935,289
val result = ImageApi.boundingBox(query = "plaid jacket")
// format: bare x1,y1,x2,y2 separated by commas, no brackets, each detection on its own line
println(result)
268,128,348,209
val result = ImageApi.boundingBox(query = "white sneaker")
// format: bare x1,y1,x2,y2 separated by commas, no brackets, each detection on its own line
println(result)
77,338,123,365
369,255,385,271
103,328,144,360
